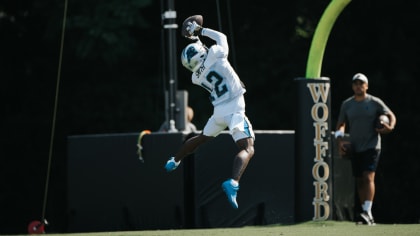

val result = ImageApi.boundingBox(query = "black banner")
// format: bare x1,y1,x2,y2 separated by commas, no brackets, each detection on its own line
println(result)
294,77,332,222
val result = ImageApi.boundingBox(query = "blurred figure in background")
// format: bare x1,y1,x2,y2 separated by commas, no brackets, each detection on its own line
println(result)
335,73,396,225
158,106,197,133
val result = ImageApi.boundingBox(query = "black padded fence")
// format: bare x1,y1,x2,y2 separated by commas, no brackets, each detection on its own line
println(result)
66,130,353,233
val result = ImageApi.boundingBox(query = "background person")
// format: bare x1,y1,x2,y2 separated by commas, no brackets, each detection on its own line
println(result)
158,106,198,133
334,73,396,225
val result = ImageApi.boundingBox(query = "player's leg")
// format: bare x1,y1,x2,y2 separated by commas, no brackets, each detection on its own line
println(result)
221,113,255,209
165,115,224,172
361,171,376,202
358,149,380,225
232,137,255,181
174,134,213,162
358,171,376,225
165,134,213,172
352,152,368,224
231,114,255,181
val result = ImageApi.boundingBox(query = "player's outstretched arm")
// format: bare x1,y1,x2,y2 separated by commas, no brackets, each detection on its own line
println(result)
201,28,228,52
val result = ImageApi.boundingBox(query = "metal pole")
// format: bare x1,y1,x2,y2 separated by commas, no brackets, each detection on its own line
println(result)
161,0,178,132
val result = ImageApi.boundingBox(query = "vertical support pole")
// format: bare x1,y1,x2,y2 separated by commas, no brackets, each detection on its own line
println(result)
161,0,178,132
294,77,332,222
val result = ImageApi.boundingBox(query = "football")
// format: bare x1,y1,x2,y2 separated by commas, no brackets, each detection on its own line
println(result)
341,142,353,159
376,114,390,129
181,15,203,38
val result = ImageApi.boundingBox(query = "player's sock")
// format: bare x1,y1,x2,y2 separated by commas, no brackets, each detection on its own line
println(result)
363,201,373,218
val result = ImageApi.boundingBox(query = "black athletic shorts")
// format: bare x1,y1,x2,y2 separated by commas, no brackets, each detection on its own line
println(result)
351,148,381,177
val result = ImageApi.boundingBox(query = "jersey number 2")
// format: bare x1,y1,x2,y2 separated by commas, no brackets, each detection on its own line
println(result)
207,71,228,99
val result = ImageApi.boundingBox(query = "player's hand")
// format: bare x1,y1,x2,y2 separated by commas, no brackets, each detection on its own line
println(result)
376,123,394,134
182,15,203,40
186,21,202,36
337,140,352,159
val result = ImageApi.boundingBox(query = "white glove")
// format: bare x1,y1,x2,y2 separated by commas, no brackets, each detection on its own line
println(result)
186,21,202,35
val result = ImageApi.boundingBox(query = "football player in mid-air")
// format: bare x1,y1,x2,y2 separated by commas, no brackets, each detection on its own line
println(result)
164,16,255,209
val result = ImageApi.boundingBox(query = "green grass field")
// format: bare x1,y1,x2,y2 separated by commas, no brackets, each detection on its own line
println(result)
14,221,420,236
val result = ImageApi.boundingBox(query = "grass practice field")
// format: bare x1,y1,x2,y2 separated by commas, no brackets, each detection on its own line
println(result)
14,221,420,236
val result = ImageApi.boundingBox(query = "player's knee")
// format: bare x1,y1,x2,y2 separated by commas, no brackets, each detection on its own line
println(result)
236,138,254,157
245,145,255,157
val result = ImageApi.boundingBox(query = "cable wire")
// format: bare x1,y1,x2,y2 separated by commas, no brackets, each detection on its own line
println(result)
41,0,68,221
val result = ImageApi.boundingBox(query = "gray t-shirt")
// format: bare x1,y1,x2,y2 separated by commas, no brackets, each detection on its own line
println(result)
337,94,392,152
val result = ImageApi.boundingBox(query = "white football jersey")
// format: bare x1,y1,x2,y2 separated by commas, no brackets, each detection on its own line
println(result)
190,28,246,107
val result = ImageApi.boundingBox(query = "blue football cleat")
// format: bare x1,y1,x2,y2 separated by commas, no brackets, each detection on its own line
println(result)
222,179,239,209
165,157,180,172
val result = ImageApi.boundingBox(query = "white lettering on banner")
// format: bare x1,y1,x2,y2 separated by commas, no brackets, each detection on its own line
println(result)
307,82,330,221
